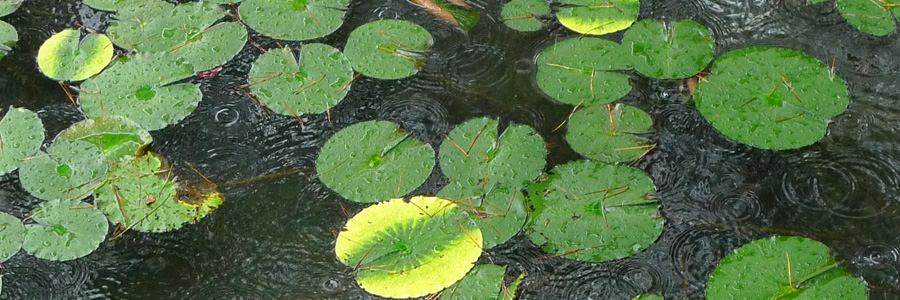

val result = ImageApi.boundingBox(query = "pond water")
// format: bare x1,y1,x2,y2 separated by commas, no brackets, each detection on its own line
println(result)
1,0,899,299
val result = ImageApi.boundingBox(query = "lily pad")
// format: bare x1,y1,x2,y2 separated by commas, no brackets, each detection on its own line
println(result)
439,118,546,187
633,294,662,300
335,196,483,298
835,0,899,36
22,199,109,261
566,104,653,163
501,0,550,32
439,264,506,300
247,44,353,116
0,0,22,16
0,212,24,262
535,37,630,106
526,160,661,262
344,19,434,80
707,236,867,299
239,0,349,41
696,47,849,150
19,140,108,201
0,107,44,176
316,120,435,203
622,19,715,79
557,0,640,36
37,29,113,81
437,180,528,249
56,116,152,161
0,20,16,60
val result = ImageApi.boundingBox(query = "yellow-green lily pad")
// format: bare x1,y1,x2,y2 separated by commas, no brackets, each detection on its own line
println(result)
37,29,114,81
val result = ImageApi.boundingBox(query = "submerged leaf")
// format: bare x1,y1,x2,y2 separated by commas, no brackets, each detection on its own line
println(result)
19,140,108,201
344,19,434,80
240,0,349,41
22,199,109,261
557,0,639,36
37,29,113,81
0,106,44,176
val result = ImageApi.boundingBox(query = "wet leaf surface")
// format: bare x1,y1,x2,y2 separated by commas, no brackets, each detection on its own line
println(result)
344,19,434,80
22,199,109,261
0,107,44,176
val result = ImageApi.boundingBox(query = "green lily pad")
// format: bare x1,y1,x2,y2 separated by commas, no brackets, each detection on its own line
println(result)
557,0,639,36
696,47,849,150
501,0,550,32
19,140,108,201
437,180,528,249
0,212,24,262
0,107,44,176
566,104,653,163
526,160,661,262
622,19,715,79
239,0,349,41
0,21,16,60
503,272,525,300
56,116,152,162
37,29,113,81
0,0,22,16
22,199,109,261
535,37,630,106
707,236,868,299
335,196,483,298
633,294,663,300
835,0,898,36
344,19,434,80
316,120,435,203
439,118,546,187
247,44,353,116
439,264,506,300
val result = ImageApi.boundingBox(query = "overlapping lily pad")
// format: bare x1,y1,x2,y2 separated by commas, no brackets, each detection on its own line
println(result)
696,47,849,150
622,19,715,79
56,116,152,161
0,212,24,262
19,140,108,201
557,0,639,36
22,199,109,261
439,264,507,300
526,160,661,262
247,44,353,116
334,196,483,298
439,118,546,187
344,19,434,80
316,121,435,203
37,29,113,81
437,180,528,249
832,0,900,36
239,0,349,41
501,0,549,32
0,107,44,176
566,104,653,163
535,37,630,106
707,236,867,299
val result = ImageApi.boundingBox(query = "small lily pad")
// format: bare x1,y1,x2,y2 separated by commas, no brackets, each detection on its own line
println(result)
437,180,528,249
19,140,108,201
622,19,715,79
247,44,353,116
566,104,653,163
633,294,662,300
535,37,630,106
439,264,506,300
696,47,849,150
707,236,867,299
0,0,22,16
0,107,44,176
344,19,434,80
557,0,640,36
56,116,152,161
526,160,661,262
37,29,113,81
0,20,17,60
335,196,483,298
0,212,24,262
239,0,349,41
835,0,898,36
439,118,546,187
501,0,550,32
316,120,435,203
22,199,109,261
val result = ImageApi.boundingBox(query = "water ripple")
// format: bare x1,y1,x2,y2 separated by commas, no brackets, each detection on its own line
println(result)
850,241,900,286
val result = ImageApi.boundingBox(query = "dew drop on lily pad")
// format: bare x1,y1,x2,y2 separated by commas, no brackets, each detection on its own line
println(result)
37,29,114,81
22,199,109,261
0,106,44,176
566,103,653,163
556,0,639,36
344,19,434,80
18,139,108,201
622,19,715,79
240,0,349,41
535,37,631,106
0,212,24,262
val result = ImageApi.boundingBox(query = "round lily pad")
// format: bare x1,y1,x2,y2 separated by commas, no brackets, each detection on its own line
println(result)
526,160,661,262
835,0,898,36
0,212,24,262
437,180,528,249
0,20,17,60
239,0,349,41
108,1,223,52
0,0,22,16
19,140,108,201
556,0,639,36
22,199,109,261
439,118,546,187
247,44,353,116
56,116,152,162
535,37,631,106
696,47,849,150
0,107,44,176
566,104,653,163
344,19,434,80
334,196,483,298
501,0,550,32
316,120,435,203
37,29,113,81
707,236,868,299
439,264,507,300
621,19,715,79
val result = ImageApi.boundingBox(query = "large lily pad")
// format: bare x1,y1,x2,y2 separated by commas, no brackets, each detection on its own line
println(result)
526,160,661,262
0,212,24,262
56,116,152,162
557,0,639,36
22,199,109,261
834,0,899,36
707,236,867,299
316,121,435,203
247,44,353,116
566,104,653,163
37,29,113,81
0,0,22,16
335,196,483,298
535,37,630,106
439,264,507,300
239,0,349,41
439,118,546,187
501,0,550,32
19,140,108,201
622,19,715,79
0,107,44,176
437,180,528,249
0,21,17,60
344,19,434,80
696,47,849,150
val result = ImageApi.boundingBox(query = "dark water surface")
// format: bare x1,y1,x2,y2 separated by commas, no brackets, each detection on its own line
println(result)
1,0,899,299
